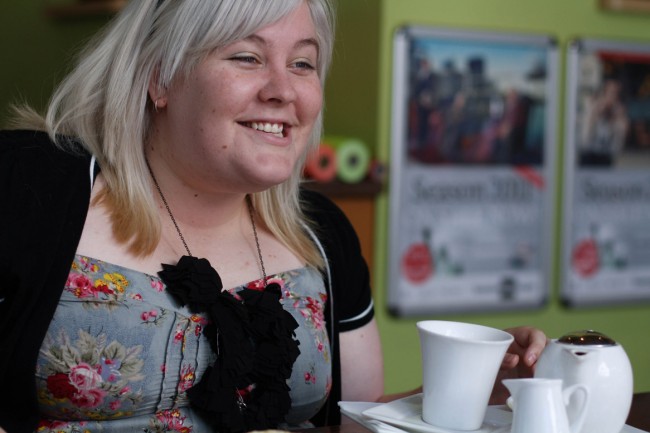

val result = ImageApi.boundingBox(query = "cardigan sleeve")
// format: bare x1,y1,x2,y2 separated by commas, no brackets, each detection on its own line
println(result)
300,188,374,332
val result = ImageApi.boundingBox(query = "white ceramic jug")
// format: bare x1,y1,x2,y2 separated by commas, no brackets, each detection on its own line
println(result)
535,330,633,433
504,378,589,433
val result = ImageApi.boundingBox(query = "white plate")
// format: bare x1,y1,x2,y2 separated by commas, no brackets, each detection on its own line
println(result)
361,394,510,433
358,394,648,433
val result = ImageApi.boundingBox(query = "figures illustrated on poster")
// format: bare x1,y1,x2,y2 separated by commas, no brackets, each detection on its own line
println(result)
406,39,547,167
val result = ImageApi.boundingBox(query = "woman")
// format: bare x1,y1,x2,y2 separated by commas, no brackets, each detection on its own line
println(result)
0,0,546,432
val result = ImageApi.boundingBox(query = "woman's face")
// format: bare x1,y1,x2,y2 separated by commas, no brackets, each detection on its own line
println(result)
153,2,323,194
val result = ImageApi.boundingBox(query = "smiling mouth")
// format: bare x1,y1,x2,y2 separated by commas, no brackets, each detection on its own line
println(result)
241,121,286,138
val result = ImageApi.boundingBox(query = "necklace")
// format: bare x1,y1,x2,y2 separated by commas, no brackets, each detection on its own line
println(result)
145,160,299,432
146,160,270,286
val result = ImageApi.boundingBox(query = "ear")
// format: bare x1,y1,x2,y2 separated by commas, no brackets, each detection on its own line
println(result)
148,69,168,109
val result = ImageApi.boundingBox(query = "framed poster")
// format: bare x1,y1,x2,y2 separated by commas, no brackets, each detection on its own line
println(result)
562,38,650,307
387,26,558,316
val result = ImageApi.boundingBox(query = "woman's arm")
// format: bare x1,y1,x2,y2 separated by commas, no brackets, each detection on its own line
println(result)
339,318,385,402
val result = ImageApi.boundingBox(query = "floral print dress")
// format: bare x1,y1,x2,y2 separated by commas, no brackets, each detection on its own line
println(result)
35,255,332,432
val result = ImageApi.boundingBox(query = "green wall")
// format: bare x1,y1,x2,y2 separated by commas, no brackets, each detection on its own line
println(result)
3,0,650,398
0,2,111,124
365,0,650,395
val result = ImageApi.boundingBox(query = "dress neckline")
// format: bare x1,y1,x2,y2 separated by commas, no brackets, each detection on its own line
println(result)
73,253,309,291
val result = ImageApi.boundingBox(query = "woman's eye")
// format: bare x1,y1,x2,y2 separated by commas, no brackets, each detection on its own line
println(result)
293,60,316,71
231,55,258,64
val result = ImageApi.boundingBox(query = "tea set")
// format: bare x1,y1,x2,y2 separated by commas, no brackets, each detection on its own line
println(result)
342,325,635,433
415,323,634,433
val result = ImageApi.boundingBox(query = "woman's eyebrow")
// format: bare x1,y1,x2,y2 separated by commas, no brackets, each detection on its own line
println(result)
243,34,320,54
295,37,320,53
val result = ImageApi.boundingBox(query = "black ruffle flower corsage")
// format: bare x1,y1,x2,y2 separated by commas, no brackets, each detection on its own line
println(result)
160,256,223,310
159,255,300,433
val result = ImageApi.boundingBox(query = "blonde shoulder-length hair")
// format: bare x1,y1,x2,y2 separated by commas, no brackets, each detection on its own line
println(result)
12,0,335,269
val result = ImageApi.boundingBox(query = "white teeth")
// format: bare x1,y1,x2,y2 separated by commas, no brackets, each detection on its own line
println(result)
250,122,284,136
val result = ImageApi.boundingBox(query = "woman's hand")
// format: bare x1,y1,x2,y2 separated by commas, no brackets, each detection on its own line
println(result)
490,326,548,404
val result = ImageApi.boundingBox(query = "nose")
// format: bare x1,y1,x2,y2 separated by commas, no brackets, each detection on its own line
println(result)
259,64,297,104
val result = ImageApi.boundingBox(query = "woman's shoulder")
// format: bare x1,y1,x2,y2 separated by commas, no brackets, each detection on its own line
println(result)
0,129,90,169
300,187,349,224
1,129,80,151
0,129,93,208
299,186,361,251
0,129,53,149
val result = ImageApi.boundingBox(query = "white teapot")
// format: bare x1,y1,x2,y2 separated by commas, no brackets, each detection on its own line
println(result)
534,330,633,433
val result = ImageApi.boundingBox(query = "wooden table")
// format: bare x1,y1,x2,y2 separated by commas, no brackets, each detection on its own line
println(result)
309,392,650,432
627,392,650,431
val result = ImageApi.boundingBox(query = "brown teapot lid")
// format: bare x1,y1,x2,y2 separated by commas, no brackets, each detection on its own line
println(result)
558,330,617,346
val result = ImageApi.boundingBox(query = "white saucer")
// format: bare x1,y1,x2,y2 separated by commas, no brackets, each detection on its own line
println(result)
361,394,511,433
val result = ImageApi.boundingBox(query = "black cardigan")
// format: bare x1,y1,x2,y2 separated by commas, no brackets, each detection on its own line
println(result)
0,130,374,432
